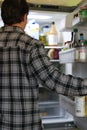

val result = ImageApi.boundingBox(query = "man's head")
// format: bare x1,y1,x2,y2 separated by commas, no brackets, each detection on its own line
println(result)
1,0,29,28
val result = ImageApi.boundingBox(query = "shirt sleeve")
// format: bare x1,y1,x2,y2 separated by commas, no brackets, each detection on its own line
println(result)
30,42,87,96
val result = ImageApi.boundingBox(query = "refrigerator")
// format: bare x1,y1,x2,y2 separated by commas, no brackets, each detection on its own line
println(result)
0,0,86,129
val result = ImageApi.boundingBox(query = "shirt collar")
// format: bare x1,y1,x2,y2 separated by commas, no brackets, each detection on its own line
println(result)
0,26,25,33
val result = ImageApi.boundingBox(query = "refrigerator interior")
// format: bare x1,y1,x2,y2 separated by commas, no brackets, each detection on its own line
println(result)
39,86,78,130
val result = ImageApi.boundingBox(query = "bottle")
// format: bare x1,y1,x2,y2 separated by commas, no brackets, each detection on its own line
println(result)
42,25,50,45
75,96,87,117
79,33,86,62
72,28,79,48
79,33,84,46
48,22,58,46
75,96,85,117
72,28,79,61
69,31,73,48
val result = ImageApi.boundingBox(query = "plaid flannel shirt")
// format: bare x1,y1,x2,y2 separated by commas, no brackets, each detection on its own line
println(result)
0,26,87,130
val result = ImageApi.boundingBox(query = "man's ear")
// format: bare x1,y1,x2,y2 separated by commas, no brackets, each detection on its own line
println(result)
23,14,27,22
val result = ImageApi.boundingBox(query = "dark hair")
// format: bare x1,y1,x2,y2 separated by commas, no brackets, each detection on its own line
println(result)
1,0,29,25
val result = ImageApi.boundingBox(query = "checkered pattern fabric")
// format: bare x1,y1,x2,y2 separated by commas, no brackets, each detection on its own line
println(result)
0,26,87,130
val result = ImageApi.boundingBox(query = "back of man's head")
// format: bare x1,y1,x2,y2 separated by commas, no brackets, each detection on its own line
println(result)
1,0,29,25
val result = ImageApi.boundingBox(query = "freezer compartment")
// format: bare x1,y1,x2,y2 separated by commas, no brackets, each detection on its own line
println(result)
39,101,65,119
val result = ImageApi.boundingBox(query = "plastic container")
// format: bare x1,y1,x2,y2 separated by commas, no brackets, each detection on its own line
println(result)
79,6,87,18
39,102,65,119
59,48,75,63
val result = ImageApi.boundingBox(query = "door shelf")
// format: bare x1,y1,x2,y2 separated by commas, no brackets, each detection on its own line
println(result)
72,16,87,26
59,48,87,64
50,59,60,62
72,17,80,26
60,95,75,116
44,45,63,49
59,48,75,64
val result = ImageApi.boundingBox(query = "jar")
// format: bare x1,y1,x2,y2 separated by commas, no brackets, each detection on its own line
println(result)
39,33,48,46
75,96,85,117
79,8,87,18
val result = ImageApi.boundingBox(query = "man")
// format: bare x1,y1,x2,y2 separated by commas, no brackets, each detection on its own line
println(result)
0,0,87,130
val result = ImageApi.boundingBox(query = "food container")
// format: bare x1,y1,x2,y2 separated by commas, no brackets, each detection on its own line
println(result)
79,6,87,21
79,9,87,18
39,34,48,46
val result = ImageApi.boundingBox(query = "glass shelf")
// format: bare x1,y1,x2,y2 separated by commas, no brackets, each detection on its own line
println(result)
72,17,87,27
50,59,60,62
45,46,63,49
